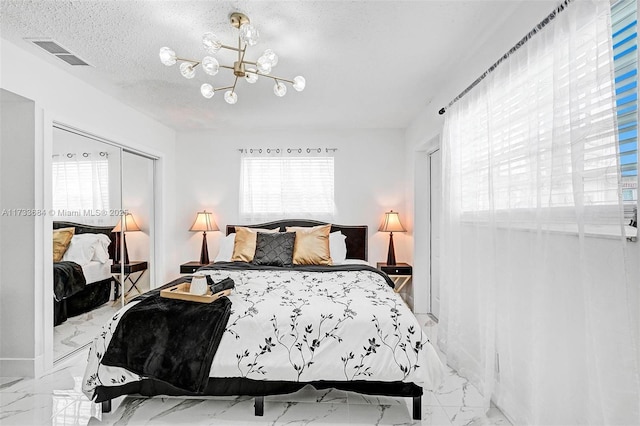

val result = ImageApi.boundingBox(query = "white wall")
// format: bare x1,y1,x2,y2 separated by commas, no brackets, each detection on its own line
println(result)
0,90,39,376
0,37,178,376
174,128,410,267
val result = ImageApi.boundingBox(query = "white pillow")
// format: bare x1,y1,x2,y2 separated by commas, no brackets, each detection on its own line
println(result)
329,231,347,264
62,234,111,265
62,236,95,266
214,234,236,262
92,241,110,263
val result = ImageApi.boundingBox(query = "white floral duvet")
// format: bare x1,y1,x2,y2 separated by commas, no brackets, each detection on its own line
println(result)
83,265,444,398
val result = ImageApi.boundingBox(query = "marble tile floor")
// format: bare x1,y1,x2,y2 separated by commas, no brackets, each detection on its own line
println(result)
2,314,511,426
54,302,122,362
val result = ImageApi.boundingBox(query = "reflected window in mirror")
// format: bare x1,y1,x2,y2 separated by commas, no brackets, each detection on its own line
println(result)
52,152,109,213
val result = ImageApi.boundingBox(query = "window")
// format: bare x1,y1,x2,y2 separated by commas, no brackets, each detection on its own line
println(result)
52,156,110,212
446,1,622,220
240,153,335,219
612,0,638,209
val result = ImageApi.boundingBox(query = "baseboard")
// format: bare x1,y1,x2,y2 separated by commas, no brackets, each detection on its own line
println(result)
0,353,46,378
0,358,36,377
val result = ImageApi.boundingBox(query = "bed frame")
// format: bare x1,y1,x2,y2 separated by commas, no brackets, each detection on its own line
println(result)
98,220,423,420
53,221,116,326
226,219,368,261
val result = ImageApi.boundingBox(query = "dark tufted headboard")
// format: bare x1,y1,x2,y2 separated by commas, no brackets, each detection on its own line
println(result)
53,221,117,259
226,219,368,261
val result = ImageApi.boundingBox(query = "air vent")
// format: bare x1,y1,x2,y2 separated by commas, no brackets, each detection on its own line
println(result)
56,55,90,66
25,38,91,66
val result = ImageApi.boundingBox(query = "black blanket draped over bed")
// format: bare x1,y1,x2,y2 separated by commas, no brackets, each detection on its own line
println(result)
101,286,232,393
53,261,86,302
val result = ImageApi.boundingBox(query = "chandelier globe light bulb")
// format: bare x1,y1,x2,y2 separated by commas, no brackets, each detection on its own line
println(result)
263,49,278,67
274,82,287,97
245,68,259,84
239,23,259,46
257,55,272,74
202,32,222,54
202,56,220,76
180,62,195,79
201,83,215,99
159,47,177,66
293,76,306,92
224,90,238,104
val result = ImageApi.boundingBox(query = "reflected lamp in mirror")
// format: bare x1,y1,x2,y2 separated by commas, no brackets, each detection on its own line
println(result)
112,213,141,265
378,210,406,266
190,210,219,265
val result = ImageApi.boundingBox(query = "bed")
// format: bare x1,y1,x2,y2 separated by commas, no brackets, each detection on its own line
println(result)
53,221,116,326
82,220,444,420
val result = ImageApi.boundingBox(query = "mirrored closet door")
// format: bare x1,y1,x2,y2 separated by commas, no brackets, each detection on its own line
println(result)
52,125,156,362
114,150,156,305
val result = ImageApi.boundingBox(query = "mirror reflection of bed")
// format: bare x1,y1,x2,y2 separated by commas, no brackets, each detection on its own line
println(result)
51,125,156,363
52,221,121,361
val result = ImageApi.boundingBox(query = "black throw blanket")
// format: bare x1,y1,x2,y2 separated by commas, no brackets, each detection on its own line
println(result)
53,261,86,302
101,287,232,393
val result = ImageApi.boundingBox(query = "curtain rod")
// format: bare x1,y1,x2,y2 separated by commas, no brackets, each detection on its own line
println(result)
52,152,109,158
438,0,572,115
238,148,338,154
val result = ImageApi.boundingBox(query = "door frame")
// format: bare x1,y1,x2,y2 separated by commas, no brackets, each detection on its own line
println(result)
428,148,441,320
412,135,440,315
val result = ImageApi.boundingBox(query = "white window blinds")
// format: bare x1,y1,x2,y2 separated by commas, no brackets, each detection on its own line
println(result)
52,156,110,212
445,0,621,226
240,151,335,220
612,0,638,205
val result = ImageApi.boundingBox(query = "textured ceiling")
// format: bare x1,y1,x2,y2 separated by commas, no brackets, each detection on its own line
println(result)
0,1,557,131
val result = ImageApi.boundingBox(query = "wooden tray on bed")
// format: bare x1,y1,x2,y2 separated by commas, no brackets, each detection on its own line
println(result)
160,283,231,303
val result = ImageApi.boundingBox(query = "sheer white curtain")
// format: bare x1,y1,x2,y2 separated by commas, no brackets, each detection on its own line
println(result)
239,148,335,222
439,1,640,424
52,153,110,212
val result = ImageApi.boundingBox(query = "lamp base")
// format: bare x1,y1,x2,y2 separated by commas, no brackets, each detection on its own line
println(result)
114,233,130,265
200,231,210,265
386,232,396,266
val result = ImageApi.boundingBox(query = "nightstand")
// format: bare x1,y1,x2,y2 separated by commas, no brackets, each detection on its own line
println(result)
377,262,412,293
180,261,208,274
112,261,148,300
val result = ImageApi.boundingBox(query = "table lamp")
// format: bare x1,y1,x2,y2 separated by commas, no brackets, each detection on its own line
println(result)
378,210,406,266
190,210,219,264
112,213,141,264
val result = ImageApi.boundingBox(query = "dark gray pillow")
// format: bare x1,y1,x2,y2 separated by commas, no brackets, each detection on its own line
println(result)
252,232,295,267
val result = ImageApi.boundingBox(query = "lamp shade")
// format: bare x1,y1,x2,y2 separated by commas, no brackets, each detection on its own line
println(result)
378,210,406,233
190,210,219,232
112,213,141,232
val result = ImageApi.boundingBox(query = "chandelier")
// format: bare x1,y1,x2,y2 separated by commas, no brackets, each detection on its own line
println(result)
158,12,306,104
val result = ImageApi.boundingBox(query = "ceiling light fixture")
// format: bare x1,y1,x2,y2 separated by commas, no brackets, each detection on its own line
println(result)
159,12,306,104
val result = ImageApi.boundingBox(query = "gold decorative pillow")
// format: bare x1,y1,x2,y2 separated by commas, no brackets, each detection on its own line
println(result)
53,227,75,262
231,226,280,262
285,224,332,265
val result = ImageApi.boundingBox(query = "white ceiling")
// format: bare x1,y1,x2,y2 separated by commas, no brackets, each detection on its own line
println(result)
0,1,557,131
